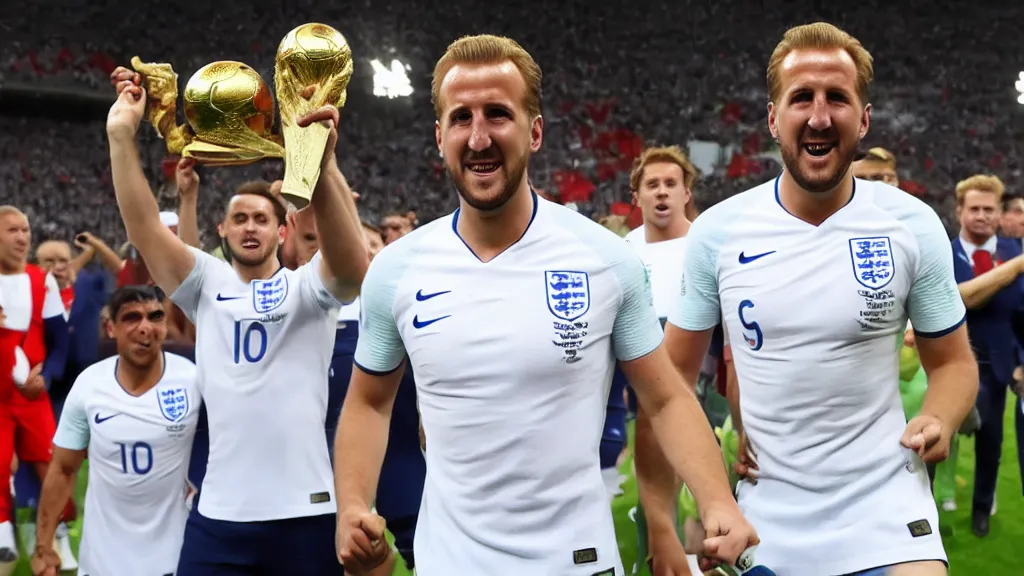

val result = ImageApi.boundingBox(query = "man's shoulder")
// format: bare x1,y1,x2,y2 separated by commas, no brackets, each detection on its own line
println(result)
73,356,118,391
997,236,1023,257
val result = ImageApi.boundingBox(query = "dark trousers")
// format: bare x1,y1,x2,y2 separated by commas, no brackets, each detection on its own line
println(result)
972,363,1024,513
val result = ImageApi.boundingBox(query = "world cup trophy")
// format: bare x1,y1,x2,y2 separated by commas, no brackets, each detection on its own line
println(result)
131,22,352,207
130,57,285,165
275,23,353,208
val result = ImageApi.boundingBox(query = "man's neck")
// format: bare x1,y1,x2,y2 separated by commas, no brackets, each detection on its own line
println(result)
0,260,26,275
456,184,534,263
117,352,164,396
777,171,854,226
233,257,282,284
961,230,994,248
644,218,690,243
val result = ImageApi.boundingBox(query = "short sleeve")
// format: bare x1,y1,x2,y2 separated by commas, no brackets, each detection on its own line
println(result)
906,209,966,338
42,273,65,320
353,251,407,375
296,251,347,314
169,247,213,323
611,253,664,362
668,216,722,331
53,377,90,450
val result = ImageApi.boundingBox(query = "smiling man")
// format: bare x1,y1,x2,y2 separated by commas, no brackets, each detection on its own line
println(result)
652,22,977,576
334,34,757,576
31,285,200,576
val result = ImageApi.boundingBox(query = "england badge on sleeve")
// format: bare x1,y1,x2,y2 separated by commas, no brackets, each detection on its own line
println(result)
848,236,895,290
253,275,289,313
545,271,591,321
158,387,190,423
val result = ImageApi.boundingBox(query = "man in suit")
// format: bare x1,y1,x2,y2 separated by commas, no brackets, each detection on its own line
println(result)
951,174,1024,537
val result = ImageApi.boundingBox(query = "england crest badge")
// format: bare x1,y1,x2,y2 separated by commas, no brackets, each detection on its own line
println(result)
545,271,591,321
158,387,190,423
848,236,895,290
253,275,289,313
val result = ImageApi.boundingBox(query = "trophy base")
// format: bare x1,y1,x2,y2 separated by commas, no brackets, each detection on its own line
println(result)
279,187,314,210
183,142,271,167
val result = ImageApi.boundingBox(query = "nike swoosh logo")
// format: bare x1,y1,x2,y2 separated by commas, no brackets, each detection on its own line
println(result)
216,294,243,301
415,289,452,301
738,250,777,264
412,315,451,329
94,413,120,424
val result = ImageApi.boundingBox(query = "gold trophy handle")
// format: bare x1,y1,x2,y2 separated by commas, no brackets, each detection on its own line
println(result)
279,122,329,209
130,56,193,153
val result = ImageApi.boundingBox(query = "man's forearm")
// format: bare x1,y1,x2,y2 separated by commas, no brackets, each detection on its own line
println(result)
334,399,391,513
35,468,76,550
959,263,1020,309
649,392,735,517
108,133,161,245
634,406,683,536
70,246,95,275
311,163,368,299
177,195,201,248
90,238,125,275
920,358,979,433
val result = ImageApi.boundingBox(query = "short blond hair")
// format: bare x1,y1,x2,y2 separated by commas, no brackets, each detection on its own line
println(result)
629,146,699,221
0,206,26,220
859,147,896,168
955,174,1005,206
766,22,874,104
432,35,542,119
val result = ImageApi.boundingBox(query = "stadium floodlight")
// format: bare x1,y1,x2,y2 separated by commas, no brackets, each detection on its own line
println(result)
1016,71,1024,105
371,59,413,99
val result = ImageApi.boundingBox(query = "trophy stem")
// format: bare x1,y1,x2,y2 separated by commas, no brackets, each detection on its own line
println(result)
280,122,331,209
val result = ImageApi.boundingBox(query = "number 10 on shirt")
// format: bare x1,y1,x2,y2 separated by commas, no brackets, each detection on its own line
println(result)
234,320,268,364
116,441,153,475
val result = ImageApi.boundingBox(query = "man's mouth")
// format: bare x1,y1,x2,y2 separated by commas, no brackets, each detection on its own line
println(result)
241,239,260,249
466,162,500,174
803,142,837,157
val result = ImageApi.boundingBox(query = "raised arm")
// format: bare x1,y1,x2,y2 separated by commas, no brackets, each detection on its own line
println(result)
75,232,124,276
175,157,202,248
958,254,1024,309
298,106,369,304
106,70,195,295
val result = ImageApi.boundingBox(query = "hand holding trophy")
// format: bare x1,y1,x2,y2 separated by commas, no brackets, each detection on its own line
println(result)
128,23,353,208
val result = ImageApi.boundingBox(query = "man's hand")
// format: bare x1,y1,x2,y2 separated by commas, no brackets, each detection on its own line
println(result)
901,413,950,463
648,532,693,576
73,232,98,250
698,503,760,572
175,158,200,198
296,104,339,170
30,544,60,576
734,429,759,484
336,507,390,575
20,364,45,401
106,84,146,139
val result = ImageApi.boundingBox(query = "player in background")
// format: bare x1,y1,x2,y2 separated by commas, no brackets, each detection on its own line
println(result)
650,22,977,576
625,146,703,576
334,34,757,576
851,147,899,186
31,285,199,576
0,206,75,571
107,65,368,575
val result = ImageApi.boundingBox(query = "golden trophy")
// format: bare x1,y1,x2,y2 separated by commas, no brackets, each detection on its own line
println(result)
130,57,285,165
132,22,353,208
275,23,353,207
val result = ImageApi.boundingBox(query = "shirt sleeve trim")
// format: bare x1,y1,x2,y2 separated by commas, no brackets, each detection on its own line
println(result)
914,314,966,339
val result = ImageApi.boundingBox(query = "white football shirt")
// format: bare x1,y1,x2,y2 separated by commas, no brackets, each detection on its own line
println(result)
671,177,964,575
625,230,687,319
0,270,65,330
355,194,663,576
53,352,199,576
170,248,343,521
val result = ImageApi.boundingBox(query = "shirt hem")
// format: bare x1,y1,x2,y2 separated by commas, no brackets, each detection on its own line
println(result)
768,542,946,576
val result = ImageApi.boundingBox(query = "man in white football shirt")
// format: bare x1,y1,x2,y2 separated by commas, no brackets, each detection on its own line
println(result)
334,35,758,576
106,66,368,575
624,146,704,576
31,285,198,576
652,23,978,576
